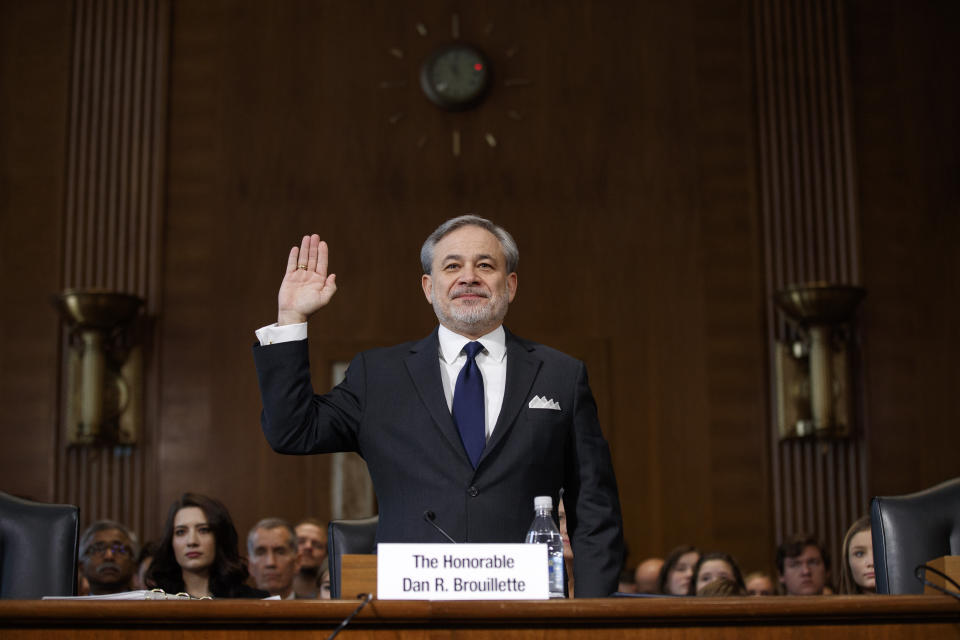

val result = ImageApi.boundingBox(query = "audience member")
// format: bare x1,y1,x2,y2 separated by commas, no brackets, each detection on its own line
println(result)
148,492,267,598
689,552,746,595
318,558,331,599
776,534,831,595
78,520,139,595
697,577,747,597
134,542,158,590
657,545,700,595
634,557,665,594
743,570,776,596
839,516,875,594
293,518,328,598
247,518,300,599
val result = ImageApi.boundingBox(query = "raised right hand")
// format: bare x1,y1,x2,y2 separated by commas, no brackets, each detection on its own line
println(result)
277,234,337,325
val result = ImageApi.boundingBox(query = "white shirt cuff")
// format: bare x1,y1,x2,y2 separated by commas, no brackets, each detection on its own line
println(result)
255,322,308,345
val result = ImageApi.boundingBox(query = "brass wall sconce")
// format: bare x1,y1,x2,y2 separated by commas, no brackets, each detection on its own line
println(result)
55,289,145,445
773,282,866,439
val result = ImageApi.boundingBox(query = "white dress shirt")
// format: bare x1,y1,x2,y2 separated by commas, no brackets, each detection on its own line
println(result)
255,322,508,440
436,324,506,440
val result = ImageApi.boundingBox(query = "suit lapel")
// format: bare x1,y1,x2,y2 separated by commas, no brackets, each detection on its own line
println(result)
404,329,471,464
479,329,542,465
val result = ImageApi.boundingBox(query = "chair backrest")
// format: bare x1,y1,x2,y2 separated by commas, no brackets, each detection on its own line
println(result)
0,491,79,599
327,515,378,599
871,477,960,594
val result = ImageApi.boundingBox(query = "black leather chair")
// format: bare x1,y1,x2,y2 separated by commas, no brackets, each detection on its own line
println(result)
871,477,960,594
0,491,79,598
327,515,378,599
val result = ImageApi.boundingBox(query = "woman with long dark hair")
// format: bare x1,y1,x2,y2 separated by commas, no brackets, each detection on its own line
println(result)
656,545,700,595
148,492,266,598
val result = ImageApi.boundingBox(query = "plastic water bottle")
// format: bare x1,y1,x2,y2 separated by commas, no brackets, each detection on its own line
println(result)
524,495,565,598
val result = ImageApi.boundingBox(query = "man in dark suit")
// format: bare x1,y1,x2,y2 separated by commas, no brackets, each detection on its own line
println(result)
253,215,625,597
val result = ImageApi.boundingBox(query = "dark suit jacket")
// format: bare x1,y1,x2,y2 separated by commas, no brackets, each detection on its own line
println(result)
253,327,625,597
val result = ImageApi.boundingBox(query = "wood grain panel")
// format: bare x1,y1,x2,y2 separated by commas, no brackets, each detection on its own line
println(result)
2,597,960,640
754,0,867,564
847,0,960,498
0,0,74,503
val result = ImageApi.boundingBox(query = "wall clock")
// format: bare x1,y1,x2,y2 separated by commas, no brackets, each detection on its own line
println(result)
419,43,492,111
379,13,533,157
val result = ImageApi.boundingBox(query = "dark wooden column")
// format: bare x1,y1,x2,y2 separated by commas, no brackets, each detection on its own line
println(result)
753,0,867,559
56,0,170,538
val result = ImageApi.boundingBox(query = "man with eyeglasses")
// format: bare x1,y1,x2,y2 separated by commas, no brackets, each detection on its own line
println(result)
79,520,139,595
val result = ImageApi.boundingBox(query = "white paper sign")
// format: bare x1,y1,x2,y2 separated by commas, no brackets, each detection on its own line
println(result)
377,543,548,600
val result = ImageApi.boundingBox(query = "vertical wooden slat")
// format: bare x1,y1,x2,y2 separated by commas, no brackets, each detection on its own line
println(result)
814,0,837,282
57,0,169,536
755,0,865,567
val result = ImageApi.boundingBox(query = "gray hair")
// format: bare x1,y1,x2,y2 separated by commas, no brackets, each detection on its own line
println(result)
420,214,519,275
247,517,297,556
79,520,139,558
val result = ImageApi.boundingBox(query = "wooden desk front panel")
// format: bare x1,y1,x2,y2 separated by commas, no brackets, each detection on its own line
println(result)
1,596,959,639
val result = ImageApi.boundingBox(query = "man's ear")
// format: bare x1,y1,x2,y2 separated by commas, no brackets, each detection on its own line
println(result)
506,272,518,302
421,274,433,304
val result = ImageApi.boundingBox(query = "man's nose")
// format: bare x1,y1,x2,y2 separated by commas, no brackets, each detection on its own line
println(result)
457,265,478,283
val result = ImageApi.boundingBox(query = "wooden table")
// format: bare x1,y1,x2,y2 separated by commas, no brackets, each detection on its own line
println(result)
2,595,959,639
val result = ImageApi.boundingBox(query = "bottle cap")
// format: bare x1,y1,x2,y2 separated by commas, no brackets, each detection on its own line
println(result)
534,496,553,511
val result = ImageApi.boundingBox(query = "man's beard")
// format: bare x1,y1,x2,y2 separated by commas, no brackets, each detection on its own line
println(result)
432,284,509,335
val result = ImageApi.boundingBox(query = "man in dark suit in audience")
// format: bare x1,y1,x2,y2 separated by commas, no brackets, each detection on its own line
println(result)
252,215,625,597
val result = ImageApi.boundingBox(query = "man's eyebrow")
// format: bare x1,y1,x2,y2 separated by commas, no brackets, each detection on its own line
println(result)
440,253,499,264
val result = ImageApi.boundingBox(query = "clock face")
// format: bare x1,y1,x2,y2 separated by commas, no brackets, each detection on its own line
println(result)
419,43,492,111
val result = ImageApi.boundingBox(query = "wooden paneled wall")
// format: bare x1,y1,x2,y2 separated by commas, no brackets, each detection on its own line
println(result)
55,0,170,537
847,0,960,498
0,0,73,504
1,0,957,582
753,0,867,561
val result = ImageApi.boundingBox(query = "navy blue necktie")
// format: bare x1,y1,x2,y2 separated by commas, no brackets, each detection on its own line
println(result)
453,341,486,468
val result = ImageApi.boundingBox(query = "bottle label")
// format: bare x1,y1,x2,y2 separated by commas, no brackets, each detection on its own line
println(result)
548,554,565,597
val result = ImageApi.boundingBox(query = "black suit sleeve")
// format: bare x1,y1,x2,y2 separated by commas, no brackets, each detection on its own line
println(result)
253,339,364,455
563,361,625,597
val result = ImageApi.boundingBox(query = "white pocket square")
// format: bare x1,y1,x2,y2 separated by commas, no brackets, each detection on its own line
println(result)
528,395,561,411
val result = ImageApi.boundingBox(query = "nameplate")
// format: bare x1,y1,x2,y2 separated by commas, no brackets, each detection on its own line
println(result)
377,543,548,600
